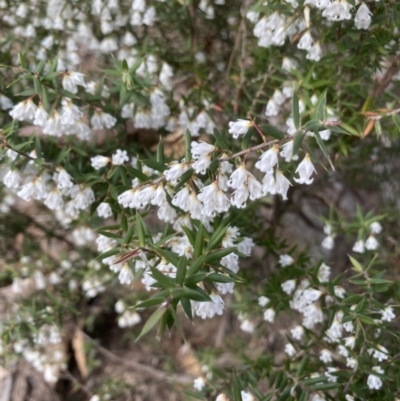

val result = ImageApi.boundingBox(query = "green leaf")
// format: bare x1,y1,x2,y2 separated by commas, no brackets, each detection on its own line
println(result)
180,297,193,320
315,90,326,121
302,120,320,131
136,306,167,341
121,212,128,232
136,214,145,247
194,224,204,259
349,255,363,272
241,126,255,150
187,254,207,275
339,122,360,137
33,77,42,96
36,60,46,75
292,130,305,157
171,287,211,302
150,267,174,288
184,273,208,286
206,247,237,263
157,139,164,164
314,128,334,170
232,373,243,401
259,125,285,140
207,222,229,251
213,127,230,149
135,296,166,309
125,166,149,182
95,247,120,261
173,168,194,192
185,129,192,162
292,92,300,129
142,159,167,172
206,273,234,283
19,52,26,69
123,224,136,245
153,248,180,267
296,355,309,377
181,225,195,247
175,256,187,285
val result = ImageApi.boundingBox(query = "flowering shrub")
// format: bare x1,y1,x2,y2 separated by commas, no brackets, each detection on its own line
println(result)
0,0,400,400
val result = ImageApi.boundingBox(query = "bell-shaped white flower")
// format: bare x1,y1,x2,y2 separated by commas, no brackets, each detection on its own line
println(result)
297,30,313,51
354,3,372,30
294,154,316,185
228,119,252,138
255,145,279,173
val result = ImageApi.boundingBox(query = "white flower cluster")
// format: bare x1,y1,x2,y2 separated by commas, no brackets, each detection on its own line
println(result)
269,258,397,393
2,322,66,383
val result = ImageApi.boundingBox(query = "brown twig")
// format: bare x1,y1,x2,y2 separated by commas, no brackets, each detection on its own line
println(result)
82,332,193,385
219,139,279,161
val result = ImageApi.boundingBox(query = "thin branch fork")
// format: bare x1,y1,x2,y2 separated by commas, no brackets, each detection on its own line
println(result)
82,332,193,386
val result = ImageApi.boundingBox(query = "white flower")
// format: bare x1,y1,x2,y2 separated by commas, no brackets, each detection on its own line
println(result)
294,154,316,185
282,57,298,72
228,119,252,139
191,141,215,159
62,71,86,94
367,366,384,390
97,202,112,218
372,345,389,362
241,391,254,401
33,105,49,126
255,145,279,173
279,254,294,267
355,3,372,30
321,235,334,250
317,263,331,282
297,30,313,51
346,358,358,370
280,140,298,162
9,99,38,122
282,279,296,295
263,308,275,323
344,336,356,349
56,168,73,189
193,155,212,175
370,221,382,234
3,169,21,188
326,367,338,383
91,155,111,170
334,286,346,298
193,294,225,319
291,325,304,341
164,162,189,184
306,42,322,62
338,344,349,357
198,182,230,216
381,306,395,322
118,310,141,328
265,98,279,117
118,264,134,285
322,0,352,21
237,237,254,255
112,149,129,165
365,235,379,250
345,396,355,401
44,189,64,210
285,343,296,357
240,319,255,333
258,296,270,307
352,240,365,253
193,377,206,391
319,349,332,363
